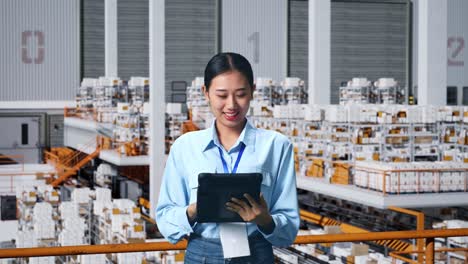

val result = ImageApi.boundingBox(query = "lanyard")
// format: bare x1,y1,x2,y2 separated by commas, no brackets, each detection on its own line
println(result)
217,143,245,174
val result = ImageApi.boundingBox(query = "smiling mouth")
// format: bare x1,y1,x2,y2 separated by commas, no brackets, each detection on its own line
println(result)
223,111,240,121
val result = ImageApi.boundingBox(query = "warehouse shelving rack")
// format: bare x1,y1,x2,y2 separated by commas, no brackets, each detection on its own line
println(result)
411,123,440,162
339,84,377,105
381,123,411,163
349,123,382,162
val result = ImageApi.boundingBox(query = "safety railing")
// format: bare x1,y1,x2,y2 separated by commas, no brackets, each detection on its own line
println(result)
388,206,426,263
47,136,100,187
44,147,75,166
43,150,60,166
0,155,51,193
0,228,467,263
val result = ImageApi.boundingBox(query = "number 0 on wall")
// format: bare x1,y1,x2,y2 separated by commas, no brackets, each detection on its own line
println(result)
21,31,45,64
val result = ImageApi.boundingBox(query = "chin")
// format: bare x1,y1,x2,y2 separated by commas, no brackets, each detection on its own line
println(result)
219,116,246,128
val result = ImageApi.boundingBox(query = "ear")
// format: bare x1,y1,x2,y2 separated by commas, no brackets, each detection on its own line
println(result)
202,85,210,101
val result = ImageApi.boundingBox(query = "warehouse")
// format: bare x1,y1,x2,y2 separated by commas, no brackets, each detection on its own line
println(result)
0,0,467,263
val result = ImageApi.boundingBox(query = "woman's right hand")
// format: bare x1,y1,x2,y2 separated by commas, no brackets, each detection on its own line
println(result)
186,203,197,223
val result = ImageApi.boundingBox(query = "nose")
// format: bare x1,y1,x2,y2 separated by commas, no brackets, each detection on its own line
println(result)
226,94,238,109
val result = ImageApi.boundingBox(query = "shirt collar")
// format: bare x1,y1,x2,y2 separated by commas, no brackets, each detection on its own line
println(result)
202,118,256,153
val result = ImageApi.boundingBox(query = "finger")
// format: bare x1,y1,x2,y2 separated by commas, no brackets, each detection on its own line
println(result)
226,205,251,221
243,193,259,208
225,205,238,213
259,192,268,207
231,197,250,209
226,202,243,212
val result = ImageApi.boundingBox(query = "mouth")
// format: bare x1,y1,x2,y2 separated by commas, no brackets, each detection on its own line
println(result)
223,111,240,121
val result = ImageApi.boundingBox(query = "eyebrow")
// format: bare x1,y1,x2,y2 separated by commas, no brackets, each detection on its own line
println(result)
214,88,247,92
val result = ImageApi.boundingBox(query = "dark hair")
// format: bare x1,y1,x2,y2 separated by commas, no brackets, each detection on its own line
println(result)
204,52,254,90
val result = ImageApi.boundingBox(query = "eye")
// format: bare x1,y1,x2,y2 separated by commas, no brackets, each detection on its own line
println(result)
216,94,227,99
237,93,247,98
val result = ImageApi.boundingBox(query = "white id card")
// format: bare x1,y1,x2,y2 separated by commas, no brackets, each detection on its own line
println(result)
219,222,250,258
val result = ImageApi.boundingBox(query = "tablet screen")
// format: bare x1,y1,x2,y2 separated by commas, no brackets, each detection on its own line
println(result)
196,173,262,223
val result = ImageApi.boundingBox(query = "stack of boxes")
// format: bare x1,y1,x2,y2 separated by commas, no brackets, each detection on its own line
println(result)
251,105,468,191
110,199,145,243
306,159,326,178
439,107,462,162
251,77,275,116
128,77,149,111
186,77,206,108
76,78,98,120
73,77,151,157
339,77,404,105
354,161,468,194
325,107,352,182
58,201,86,246
94,162,117,188
433,219,468,263
15,185,152,263
185,75,468,193
28,257,56,264
16,185,61,263
32,203,55,240
80,254,107,264
373,78,404,104
281,77,307,105
330,162,352,185
413,122,439,161
140,102,150,155
114,102,141,156
186,77,213,130
339,78,375,105
291,228,397,264
166,103,187,151
92,188,145,263
94,77,122,123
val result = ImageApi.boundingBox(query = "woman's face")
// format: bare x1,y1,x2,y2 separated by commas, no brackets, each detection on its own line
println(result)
203,71,254,131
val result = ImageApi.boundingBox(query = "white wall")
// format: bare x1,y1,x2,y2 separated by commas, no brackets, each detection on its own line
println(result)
413,0,468,104
447,0,468,91
222,0,288,81
0,0,79,102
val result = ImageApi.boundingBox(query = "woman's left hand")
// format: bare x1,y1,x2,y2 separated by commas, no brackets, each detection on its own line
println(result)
226,193,275,233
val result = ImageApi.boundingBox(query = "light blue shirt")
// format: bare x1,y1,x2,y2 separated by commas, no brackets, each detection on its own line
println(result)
155,119,299,246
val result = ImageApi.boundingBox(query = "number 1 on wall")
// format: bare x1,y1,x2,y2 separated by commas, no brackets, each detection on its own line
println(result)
248,32,259,64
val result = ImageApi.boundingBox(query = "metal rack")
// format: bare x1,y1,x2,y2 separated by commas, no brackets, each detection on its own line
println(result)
339,84,376,105
447,240,468,263
113,104,142,156
139,108,150,155
326,122,352,162
350,123,382,162
439,122,462,161
381,123,411,163
412,123,440,161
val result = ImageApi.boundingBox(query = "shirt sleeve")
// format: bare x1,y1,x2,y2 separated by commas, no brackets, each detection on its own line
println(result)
258,141,300,246
155,141,194,244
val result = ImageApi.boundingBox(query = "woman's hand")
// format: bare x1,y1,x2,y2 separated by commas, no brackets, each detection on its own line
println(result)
226,193,275,234
186,203,197,224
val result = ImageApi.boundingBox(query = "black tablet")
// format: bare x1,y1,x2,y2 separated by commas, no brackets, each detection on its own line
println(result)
196,172,263,223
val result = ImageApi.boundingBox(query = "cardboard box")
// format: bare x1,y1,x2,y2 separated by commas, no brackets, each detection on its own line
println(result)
351,243,369,256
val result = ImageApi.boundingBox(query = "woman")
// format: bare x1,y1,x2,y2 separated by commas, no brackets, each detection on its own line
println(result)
156,52,299,263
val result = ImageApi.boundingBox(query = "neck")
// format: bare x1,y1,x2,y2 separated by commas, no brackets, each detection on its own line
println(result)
215,119,247,151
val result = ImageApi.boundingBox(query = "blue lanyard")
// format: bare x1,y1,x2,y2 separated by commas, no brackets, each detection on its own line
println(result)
217,143,245,174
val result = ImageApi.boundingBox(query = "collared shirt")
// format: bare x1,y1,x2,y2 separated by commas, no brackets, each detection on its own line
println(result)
155,119,299,246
